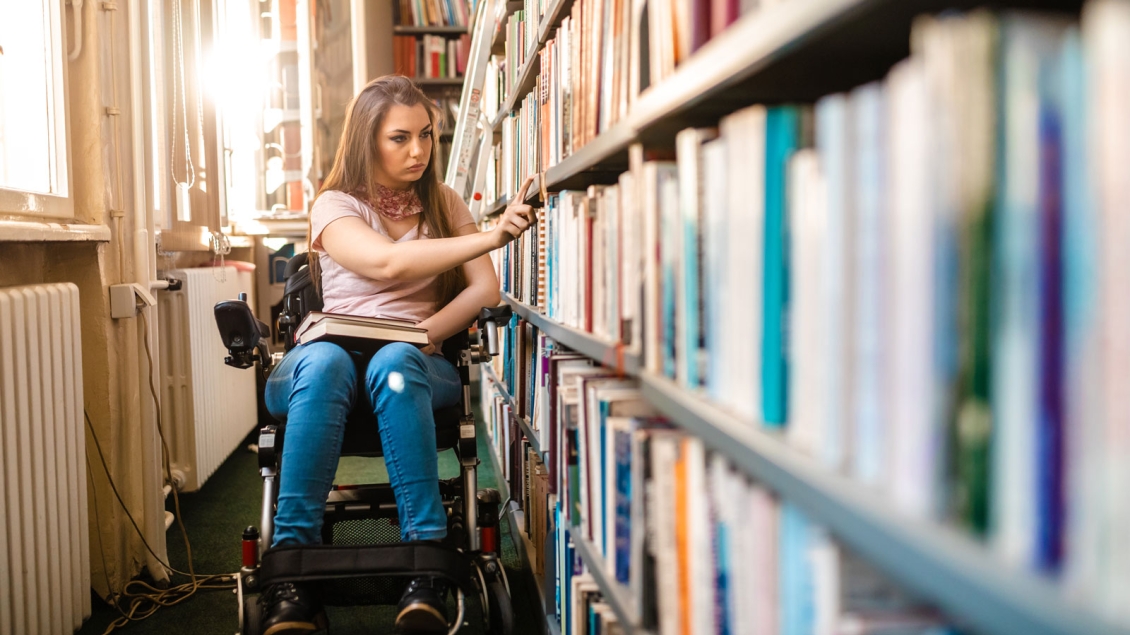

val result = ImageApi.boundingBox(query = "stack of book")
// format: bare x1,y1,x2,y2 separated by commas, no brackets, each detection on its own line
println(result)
395,0,476,27
393,34,472,80
480,328,951,634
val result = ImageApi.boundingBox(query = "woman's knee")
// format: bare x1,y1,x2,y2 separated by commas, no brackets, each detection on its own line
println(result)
366,342,428,393
294,342,356,385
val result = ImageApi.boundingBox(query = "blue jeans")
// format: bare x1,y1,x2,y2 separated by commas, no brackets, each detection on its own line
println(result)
264,341,462,546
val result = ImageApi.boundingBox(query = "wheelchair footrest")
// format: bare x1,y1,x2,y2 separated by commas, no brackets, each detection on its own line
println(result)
259,542,477,596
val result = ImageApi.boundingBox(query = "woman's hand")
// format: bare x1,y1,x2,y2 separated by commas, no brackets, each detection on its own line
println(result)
420,340,437,356
491,175,537,248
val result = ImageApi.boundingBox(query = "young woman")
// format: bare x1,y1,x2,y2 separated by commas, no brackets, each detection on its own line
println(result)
260,75,536,635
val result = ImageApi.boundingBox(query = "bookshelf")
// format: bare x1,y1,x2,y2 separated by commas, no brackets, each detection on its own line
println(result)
472,0,1130,632
503,296,642,375
393,25,470,34
500,289,1126,635
483,363,545,458
479,378,556,635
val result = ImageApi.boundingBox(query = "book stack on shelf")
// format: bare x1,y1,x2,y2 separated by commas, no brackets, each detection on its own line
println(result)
471,0,1130,633
393,0,475,83
396,0,478,28
479,329,952,634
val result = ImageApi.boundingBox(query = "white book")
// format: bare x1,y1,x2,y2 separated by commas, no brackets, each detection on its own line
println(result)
786,149,827,457
750,483,778,635
675,127,719,389
648,431,683,635
1087,0,1130,618
850,81,889,488
640,158,679,374
586,382,647,562
886,57,936,519
606,183,621,342
815,92,854,473
719,105,765,422
728,468,755,635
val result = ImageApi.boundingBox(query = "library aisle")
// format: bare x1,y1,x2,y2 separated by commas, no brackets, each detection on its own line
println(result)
462,0,1130,633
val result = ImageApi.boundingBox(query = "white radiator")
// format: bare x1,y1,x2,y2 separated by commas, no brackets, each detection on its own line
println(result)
158,267,258,492
0,283,91,635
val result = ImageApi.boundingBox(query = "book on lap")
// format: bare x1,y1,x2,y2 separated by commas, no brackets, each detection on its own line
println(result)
294,311,430,350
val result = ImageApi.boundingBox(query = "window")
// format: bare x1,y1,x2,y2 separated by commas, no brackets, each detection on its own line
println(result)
0,0,72,218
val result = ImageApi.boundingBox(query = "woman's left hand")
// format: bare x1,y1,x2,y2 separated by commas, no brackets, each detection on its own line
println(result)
420,341,437,356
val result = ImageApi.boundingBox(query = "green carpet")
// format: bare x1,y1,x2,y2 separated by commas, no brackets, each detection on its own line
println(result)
77,409,545,635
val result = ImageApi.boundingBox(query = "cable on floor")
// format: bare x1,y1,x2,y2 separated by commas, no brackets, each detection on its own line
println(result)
83,310,240,634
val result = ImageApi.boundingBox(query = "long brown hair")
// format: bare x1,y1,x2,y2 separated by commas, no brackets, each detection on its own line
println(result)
310,74,466,308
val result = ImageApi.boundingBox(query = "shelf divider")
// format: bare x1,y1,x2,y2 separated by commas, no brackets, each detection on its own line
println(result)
572,535,652,635
482,363,545,457
503,294,640,375
393,25,471,34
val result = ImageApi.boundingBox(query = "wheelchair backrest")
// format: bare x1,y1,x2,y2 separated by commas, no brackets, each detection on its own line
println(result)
279,252,468,363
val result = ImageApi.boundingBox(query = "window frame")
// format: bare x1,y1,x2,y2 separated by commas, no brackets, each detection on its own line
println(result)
0,0,74,220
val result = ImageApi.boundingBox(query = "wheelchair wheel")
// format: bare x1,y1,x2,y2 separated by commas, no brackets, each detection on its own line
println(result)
483,561,513,635
242,595,262,635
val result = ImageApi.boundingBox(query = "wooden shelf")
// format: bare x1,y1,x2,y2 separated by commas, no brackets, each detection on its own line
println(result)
412,77,465,87
392,25,470,34
482,423,557,635
495,0,574,117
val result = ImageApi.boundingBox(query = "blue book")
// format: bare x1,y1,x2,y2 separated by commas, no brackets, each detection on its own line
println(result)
714,517,731,635
762,106,799,426
659,169,681,379
1060,27,1100,590
991,16,1069,567
780,504,817,635
1036,35,1066,572
613,423,633,585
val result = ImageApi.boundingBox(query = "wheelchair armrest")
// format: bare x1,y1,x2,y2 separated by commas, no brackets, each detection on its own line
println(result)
214,295,271,370
477,304,512,357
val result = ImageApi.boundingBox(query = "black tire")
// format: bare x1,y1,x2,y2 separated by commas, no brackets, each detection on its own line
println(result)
242,595,262,635
484,564,513,635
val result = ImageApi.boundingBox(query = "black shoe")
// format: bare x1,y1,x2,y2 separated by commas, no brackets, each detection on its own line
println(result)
396,576,449,634
258,581,327,635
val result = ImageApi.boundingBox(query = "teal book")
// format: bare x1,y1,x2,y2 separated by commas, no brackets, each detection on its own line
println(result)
762,106,799,426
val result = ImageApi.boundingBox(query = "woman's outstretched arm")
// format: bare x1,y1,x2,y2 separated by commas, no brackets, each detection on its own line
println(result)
321,176,537,282
414,223,503,347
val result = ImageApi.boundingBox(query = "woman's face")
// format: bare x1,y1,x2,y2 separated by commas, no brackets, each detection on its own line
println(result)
373,103,433,189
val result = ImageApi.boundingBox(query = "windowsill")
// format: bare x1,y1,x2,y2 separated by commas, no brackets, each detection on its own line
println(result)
0,218,111,242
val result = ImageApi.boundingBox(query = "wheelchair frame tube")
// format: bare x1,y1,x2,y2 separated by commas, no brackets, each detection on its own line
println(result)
260,467,277,556
463,464,478,552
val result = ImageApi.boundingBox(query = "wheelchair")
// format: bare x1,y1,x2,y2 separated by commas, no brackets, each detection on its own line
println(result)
213,252,516,635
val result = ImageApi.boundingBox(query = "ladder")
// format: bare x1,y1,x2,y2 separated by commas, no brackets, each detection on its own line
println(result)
444,0,499,218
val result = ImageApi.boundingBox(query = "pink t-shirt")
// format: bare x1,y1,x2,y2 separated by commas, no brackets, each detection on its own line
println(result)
309,186,476,324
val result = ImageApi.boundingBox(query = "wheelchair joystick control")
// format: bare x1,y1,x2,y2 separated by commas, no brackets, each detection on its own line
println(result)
477,305,513,358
